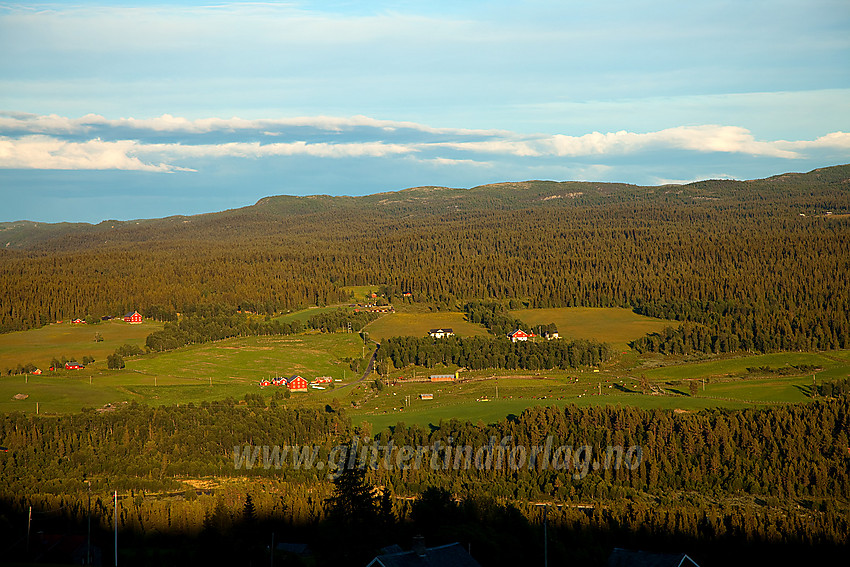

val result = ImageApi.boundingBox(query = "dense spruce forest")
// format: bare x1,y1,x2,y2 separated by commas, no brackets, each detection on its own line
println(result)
1,396,848,564
2,165,849,358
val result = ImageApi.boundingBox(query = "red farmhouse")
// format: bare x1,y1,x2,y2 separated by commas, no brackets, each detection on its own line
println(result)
65,361,84,370
508,329,531,342
287,375,309,392
123,311,143,324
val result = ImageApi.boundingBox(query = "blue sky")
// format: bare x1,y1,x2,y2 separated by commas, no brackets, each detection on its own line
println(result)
1,1,849,223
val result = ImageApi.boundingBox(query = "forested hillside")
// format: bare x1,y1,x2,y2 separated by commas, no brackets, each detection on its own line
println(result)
1,165,849,355
1,397,848,564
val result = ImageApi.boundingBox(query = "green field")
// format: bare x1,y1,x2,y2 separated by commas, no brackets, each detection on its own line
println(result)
2,309,848,431
273,306,344,325
640,351,835,381
363,312,489,341
0,319,163,372
0,332,365,414
510,307,673,351
340,285,381,301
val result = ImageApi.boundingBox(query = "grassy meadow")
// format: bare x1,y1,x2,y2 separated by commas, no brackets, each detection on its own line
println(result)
362,312,489,341
0,332,365,414
0,319,163,372
1,303,848,431
511,307,673,351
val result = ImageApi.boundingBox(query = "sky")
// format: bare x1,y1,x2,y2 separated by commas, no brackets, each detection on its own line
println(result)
1,1,849,223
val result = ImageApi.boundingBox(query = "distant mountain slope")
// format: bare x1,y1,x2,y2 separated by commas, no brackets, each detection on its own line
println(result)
2,164,848,251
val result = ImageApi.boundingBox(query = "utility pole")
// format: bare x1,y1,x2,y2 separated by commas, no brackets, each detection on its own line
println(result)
26,506,31,555
544,504,548,567
87,481,92,565
114,490,118,566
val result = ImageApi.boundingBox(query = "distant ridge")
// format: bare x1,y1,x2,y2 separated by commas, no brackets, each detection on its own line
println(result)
1,164,848,251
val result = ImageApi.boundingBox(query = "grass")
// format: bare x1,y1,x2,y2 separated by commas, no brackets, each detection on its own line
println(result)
510,307,673,351
341,285,381,301
639,352,836,381
0,319,163,372
362,312,489,341
272,306,344,325
354,379,754,432
0,332,365,414
2,311,848,435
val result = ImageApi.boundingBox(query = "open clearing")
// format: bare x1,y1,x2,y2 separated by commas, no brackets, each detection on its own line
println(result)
510,307,673,350
363,312,489,341
0,332,364,414
341,285,381,300
0,319,163,372
2,311,848,433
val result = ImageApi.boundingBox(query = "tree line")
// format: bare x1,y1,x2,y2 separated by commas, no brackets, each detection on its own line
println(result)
1,394,848,565
376,334,611,371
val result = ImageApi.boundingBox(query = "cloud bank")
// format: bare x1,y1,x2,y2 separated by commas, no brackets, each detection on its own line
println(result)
1,112,847,173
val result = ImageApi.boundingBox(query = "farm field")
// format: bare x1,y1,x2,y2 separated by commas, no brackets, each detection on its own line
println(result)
340,284,381,300
0,332,365,414
639,351,835,381
351,349,850,429
363,312,489,341
1,311,847,428
510,307,673,351
0,319,163,372
129,332,364,382
273,306,344,325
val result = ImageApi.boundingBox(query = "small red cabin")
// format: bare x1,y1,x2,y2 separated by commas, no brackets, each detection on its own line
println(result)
123,311,143,324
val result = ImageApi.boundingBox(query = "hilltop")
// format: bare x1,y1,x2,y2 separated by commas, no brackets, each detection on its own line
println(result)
2,164,848,251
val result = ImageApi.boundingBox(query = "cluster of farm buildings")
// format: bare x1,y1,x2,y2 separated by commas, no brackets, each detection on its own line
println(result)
67,311,143,325
259,375,337,392
428,327,559,342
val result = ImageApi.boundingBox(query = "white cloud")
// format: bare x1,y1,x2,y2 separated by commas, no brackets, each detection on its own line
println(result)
0,113,846,172
0,111,508,137
776,131,850,151
0,136,192,172
539,126,803,159
0,134,417,171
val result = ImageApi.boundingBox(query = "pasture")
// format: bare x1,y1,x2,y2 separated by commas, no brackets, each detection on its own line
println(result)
363,312,489,341
0,332,364,414
1,311,848,432
273,306,343,325
510,307,673,350
340,285,381,300
0,319,162,372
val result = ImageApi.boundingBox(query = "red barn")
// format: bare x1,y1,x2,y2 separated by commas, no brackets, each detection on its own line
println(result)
123,311,143,324
287,375,309,392
71,318,86,324
65,361,83,370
